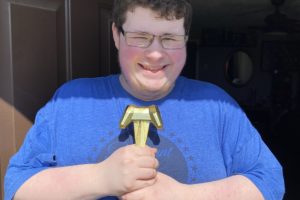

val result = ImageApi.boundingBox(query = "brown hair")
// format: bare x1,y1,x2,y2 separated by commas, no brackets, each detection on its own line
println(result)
112,0,192,35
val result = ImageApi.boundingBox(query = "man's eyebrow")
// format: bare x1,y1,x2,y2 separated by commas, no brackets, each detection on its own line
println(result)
130,30,151,34
128,29,184,36
161,33,184,36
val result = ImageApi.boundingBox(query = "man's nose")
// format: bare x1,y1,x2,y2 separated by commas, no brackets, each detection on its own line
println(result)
145,37,165,60
145,50,165,62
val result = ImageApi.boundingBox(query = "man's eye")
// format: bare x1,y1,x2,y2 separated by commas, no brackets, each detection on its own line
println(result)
131,36,149,40
162,37,178,41
163,38,176,41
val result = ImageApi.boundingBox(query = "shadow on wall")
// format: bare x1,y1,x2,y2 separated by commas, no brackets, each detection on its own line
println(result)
0,98,33,199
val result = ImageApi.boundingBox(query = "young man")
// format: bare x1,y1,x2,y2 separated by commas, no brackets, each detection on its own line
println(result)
5,0,284,199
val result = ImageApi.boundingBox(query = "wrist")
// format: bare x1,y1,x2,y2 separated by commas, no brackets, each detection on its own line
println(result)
179,183,204,200
86,163,111,198
175,183,193,200
95,160,122,197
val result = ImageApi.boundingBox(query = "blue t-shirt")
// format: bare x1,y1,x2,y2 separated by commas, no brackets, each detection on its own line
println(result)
4,75,285,199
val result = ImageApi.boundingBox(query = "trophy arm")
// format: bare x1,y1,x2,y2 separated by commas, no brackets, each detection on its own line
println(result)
120,105,134,128
149,105,163,129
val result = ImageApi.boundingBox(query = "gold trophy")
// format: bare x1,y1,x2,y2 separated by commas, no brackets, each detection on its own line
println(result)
120,105,163,147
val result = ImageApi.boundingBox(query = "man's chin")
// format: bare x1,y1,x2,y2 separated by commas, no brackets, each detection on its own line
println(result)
141,85,172,97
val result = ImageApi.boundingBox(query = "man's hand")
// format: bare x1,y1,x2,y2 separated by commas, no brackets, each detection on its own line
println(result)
121,172,265,200
101,144,159,196
121,172,187,200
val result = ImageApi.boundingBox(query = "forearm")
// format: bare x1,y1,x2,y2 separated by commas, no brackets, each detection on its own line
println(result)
182,175,264,200
14,164,109,200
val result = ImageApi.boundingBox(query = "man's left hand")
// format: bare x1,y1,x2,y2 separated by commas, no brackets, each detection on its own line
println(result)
121,172,187,200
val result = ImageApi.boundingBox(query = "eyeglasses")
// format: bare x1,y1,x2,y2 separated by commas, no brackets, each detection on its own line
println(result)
120,27,188,49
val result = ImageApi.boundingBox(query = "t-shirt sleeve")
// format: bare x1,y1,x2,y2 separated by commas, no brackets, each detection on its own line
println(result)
222,106,285,200
232,129,284,199
4,102,57,200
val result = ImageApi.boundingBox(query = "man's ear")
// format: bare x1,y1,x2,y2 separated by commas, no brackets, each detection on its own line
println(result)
112,22,120,50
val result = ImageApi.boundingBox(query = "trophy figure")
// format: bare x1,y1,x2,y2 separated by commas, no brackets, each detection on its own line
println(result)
120,105,163,147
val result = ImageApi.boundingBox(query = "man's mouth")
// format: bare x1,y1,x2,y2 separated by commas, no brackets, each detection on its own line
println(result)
138,63,167,73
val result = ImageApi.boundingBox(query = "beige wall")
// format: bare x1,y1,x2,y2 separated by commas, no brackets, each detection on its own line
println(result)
0,1,114,199
1,1,15,198
0,100,17,200
0,1,64,198
0,98,33,198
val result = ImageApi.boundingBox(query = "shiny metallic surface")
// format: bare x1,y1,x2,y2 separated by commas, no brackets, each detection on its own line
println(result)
120,105,163,147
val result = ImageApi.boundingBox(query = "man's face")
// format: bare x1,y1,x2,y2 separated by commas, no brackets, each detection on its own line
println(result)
112,7,187,101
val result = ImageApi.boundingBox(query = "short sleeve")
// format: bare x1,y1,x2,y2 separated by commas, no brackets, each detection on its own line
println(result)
233,130,285,199
4,102,57,200
222,106,285,200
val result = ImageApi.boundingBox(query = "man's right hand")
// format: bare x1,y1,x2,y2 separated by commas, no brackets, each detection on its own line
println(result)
100,144,159,196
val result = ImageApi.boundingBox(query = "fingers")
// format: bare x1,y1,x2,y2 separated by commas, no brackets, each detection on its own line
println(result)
120,150,159,180
136,156,159,169
135,168,157,180
121,167,157,191
120,146,159,169
119,160,157,180
102,145,159,196
120,145,158,190
129,145,157,157
120,145,159,170
122,178,157,197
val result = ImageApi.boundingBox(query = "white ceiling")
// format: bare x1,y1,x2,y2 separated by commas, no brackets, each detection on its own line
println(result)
190,0,300,29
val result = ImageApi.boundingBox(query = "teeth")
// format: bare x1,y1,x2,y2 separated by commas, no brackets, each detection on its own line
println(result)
145,68,160,72
139,64,165,72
